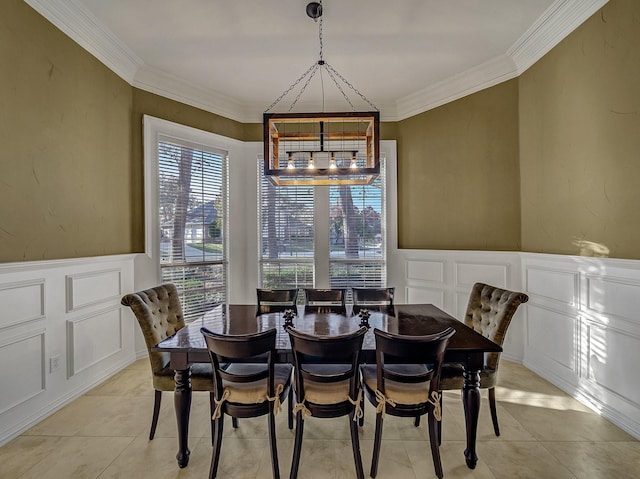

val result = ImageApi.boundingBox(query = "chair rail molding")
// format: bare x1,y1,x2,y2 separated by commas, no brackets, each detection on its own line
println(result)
2,248,639,445
521,252,640,439
0,254,136,446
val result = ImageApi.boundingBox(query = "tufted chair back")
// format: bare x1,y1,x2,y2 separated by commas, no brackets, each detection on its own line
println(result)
464,283,529,371
121,283,185,374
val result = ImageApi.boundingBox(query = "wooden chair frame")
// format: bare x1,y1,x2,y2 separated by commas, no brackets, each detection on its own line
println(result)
257,288,299,315
286,326,367,479
201,327,293,479
351,287,395,315
362,327,455,479
303,288,347,314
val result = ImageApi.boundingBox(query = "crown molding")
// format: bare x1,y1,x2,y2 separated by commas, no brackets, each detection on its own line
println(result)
393,0,609,120
24,0,142,83
394,54,519,121
133,66,250,123
508,0,609,74
25,0,609,124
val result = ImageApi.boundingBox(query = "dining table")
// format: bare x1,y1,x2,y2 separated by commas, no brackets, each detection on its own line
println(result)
152,303,501,470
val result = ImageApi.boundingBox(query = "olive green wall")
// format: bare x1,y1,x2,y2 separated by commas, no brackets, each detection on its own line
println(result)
396,80,521,250
519,0,640,259
5,0,639,262
0,0,134,262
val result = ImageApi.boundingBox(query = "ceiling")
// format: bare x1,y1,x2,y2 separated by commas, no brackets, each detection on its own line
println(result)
27,0,607,122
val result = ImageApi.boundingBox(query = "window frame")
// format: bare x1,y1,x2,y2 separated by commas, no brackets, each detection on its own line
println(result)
143,116,241,309
142,117,397,306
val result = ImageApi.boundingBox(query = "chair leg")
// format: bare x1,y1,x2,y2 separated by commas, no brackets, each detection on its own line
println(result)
288,388,294,430
289,412,305,479
489,387,500,436
209,414,225,479
359,395,365,427
370,413,384,478
268,406,281,479
349,412,365,479
414,415,421,427
428,411,444,479
149,390,162,440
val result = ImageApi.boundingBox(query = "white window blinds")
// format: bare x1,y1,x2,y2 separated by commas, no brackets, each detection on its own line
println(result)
258,173,315,289
258,158,386,293
158,136,228,320
328,158,386,292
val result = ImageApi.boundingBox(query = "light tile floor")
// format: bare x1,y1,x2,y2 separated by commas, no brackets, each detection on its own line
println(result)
1,359,639,478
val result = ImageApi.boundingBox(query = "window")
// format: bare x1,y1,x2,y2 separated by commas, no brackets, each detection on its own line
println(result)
258,158,386,292
156,136,228,320
259,180,315,289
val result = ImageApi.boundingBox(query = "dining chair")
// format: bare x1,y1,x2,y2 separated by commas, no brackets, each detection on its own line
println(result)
257,288,299,314
303,288,347,314
286,326,368,479
351,287,395,315
121,283,216,440
200,327,293,479
439,282,528,437
361,327,455,479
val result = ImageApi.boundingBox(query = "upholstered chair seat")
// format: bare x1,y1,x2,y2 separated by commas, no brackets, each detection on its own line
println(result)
218,363,292,405
362,364,434,405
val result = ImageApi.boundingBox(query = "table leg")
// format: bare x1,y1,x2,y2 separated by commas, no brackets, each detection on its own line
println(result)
462,368,481,469
174,367,192,468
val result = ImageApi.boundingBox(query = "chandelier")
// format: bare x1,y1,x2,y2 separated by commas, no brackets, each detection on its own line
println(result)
263,1,380,186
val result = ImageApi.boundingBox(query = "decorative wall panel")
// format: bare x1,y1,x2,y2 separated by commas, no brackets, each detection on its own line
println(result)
66,269,121,312
406,260,444,283
0,254,135,447
67,307,123,377
585,321,640,407
456,262,508,288
0,279,45,330
526,266,578,306
406,287,444,308
526,304,577,373
586,275,640,321
522,254,640,439
0,332,45,415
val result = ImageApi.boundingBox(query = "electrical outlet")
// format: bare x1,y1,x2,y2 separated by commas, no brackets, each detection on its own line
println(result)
50,355,61,373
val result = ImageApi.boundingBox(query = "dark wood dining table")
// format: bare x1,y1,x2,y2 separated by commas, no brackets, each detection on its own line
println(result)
153,303,501,470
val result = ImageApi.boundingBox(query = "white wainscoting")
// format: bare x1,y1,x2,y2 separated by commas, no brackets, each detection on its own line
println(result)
2,249,639,445
389,249,524,361
521,253,640,439
0,255,136,446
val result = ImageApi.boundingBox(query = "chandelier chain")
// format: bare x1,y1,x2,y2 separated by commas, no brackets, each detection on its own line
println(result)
287,63,320,112
324,66,356,110
264,0,378,113
264,62,318,113
325,62,378,111
318,3,324,62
